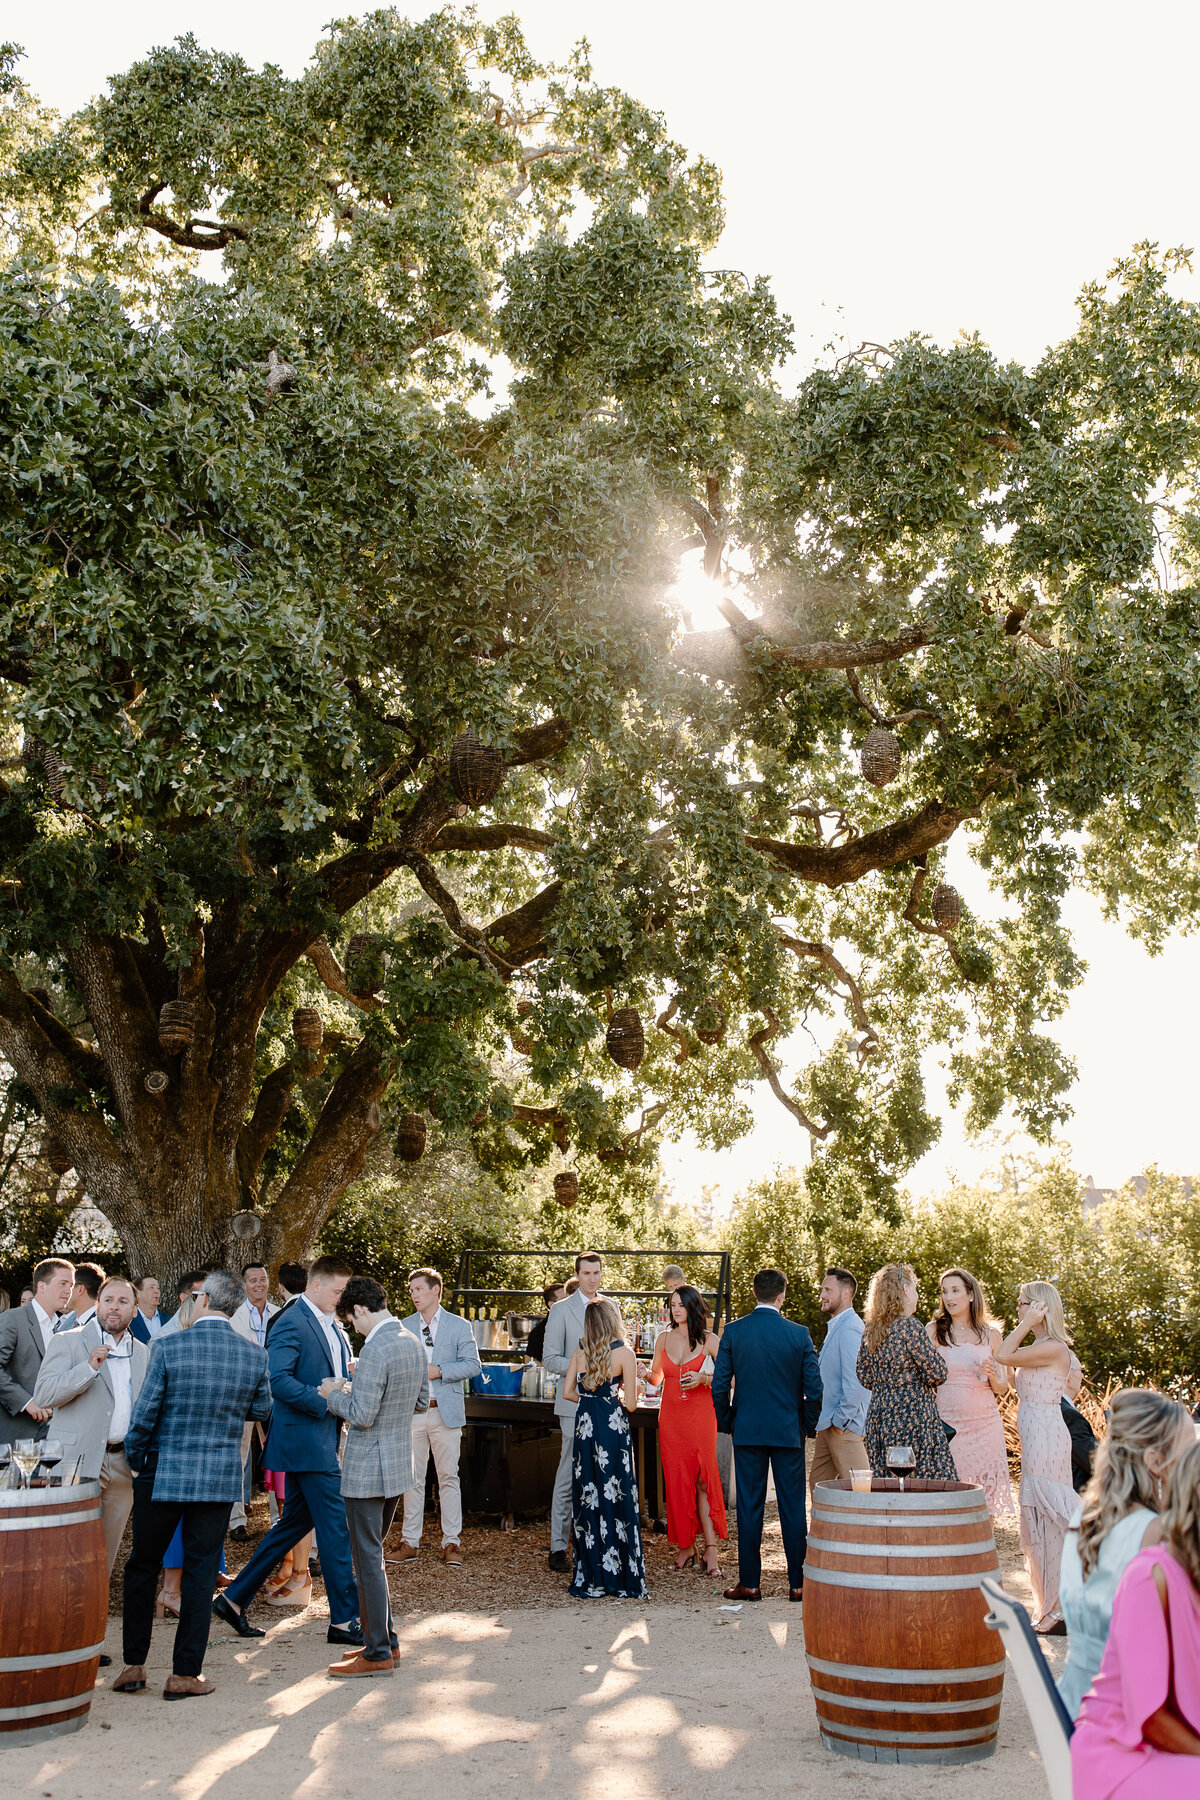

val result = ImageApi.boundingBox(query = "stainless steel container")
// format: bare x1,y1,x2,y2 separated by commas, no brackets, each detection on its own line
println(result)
505,1311,540,1342
469,1317,500,1350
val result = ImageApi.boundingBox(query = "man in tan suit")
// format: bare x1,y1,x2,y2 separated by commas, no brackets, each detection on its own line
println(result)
33,1276,150,1571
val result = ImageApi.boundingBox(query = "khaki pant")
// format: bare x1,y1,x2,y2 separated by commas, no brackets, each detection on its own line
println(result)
402,1408,463,1548
99,1448,134,1573
809,1427,868,1496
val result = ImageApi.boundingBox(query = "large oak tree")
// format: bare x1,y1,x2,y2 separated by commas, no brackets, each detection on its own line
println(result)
2,12,1199,1281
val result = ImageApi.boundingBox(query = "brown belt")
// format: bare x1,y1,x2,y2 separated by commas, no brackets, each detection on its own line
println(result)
427,1399,438,1408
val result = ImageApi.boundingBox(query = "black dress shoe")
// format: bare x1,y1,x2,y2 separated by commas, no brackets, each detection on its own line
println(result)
547,1550,569,1574
228,1525,250,1543
789,1587,804,1603
327,1619,365,1647
212,1594,265,1639
98,1653,113,1667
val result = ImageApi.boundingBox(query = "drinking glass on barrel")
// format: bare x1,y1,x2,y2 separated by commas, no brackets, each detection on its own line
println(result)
885,1444,916,1493
13,1439,40,1489
40,1439,63,1486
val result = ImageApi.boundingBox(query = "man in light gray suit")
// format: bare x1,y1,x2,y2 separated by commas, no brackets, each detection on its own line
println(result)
397,1267,481,1567
33,1276,150,1571
0,1258,75,1444
320,1277,428,1676
541,1250,605,1572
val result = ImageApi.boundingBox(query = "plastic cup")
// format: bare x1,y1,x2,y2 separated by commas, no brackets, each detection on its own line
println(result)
850,1468,872,1492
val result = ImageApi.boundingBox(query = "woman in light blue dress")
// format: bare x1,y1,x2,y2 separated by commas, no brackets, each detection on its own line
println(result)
1058,1388,1192,1718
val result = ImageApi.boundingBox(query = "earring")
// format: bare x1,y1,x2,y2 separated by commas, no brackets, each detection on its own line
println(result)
1159,1476,1165,1507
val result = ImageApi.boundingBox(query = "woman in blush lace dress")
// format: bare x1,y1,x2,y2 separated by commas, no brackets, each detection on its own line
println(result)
996,1280,1076,1634
927,1268,1014,1518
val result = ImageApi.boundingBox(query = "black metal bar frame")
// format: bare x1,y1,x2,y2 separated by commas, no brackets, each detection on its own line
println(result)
450,1246,732,1328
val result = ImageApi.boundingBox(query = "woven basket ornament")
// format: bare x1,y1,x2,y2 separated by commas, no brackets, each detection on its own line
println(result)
860,728,902,787
606,1007,646,1070
449,730,505,808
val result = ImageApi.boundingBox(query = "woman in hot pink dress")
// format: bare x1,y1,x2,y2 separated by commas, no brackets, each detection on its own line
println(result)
926,1268,1014,1518
1072,1440,1200,1797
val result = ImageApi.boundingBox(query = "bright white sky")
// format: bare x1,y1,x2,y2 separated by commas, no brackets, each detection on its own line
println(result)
18,0,1200,1207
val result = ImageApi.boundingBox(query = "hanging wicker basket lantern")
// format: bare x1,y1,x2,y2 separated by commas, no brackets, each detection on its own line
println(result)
345,933,385,995
860,728,902,787
394,1113,427,1163
158,999,195,1056
510,1000,536,1057
43,752,65,801
144,1070,170,1095
694,1001,727,1046
292,1008,323,1052
449,730,505,808
22,733,43,773
554,1170,579,1209
45,1135,72,1176
930,883,963,929
606,1007,645,1070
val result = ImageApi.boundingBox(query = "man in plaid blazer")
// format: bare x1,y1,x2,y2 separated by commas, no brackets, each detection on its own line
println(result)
320,1277,429,1676
115,1270,271,1701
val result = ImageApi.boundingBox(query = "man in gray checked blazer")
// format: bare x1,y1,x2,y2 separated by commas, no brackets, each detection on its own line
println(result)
320,1277,428,1676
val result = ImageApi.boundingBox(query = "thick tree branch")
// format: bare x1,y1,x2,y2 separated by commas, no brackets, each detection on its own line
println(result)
845,668,942,731
265,1038,386,1252
747,798,966,888
673,621,932,683
405,854,509,972
305,937,381,1014
428,822,559,854
136,186,249,251
510,718,571,764
235,1063,301,1204
656,997,693,1065
483,880,564,972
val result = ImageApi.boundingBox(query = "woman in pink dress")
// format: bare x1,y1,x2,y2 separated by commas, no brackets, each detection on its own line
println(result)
926,1268,1014,1518
1072,1440,1200,1797
996,1280,1076,1634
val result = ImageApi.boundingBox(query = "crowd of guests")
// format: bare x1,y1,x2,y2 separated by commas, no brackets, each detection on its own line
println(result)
7,1248,1200,1789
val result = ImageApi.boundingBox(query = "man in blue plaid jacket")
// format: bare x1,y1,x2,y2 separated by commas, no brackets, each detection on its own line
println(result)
115,1270,272,1701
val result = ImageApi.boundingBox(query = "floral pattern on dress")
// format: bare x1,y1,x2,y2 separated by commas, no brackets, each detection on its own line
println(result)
569,1349,649,1600
856,1315,955,1481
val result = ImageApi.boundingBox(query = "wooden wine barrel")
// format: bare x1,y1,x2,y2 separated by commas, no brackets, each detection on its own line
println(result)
0,1481,107,1745
803,1479,1004,1764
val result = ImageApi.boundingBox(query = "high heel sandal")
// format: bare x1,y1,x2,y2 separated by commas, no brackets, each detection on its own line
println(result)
669,1551,697,1572
701,1548,721,1578
264,1574,313,1608
155,1588,181,1619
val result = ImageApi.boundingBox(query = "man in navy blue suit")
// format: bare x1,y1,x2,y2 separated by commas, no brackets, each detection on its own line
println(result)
712,1267,822,1603
214,1256,362,1648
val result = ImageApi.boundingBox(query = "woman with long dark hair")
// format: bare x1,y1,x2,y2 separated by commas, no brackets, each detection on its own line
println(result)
927,1267,1014,1517
650,1285,726,1576
857,1263,953,1481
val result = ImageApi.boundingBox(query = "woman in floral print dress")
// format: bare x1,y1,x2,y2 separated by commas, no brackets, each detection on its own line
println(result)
857,1262,955,1481
563,1299,649,1599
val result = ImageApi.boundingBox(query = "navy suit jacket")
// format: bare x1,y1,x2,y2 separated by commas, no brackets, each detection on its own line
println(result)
711,1305,823,1448
129,1308,172,1345
125,1316,271,1503
261,1296,351,1475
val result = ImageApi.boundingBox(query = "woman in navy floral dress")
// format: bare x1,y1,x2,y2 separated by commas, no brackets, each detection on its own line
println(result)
564,1299,649,1599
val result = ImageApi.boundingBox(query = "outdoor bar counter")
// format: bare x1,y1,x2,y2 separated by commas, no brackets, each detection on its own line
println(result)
462,1393,668,1530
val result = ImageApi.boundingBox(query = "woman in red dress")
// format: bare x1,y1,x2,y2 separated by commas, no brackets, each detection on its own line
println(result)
650,1286,727,1576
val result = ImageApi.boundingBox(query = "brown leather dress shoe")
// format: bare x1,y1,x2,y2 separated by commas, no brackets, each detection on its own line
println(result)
789,1587,804,1602
163,1674,215,1700
113,1665,147,1693
387,1541,419,1565
722,1584,762,1601
328,1652,394,1678
443,1542,463,1566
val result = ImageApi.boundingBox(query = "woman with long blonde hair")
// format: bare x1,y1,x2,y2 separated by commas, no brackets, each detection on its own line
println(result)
1071,1440,1200,1797
927,1267,1014,1517
563,1299,648,1599
996,1279,1076,1632
857,1262,954,1482
1058,1389,1192,1719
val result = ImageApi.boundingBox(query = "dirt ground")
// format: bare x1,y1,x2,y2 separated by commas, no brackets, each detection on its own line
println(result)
8,1499,1062,1800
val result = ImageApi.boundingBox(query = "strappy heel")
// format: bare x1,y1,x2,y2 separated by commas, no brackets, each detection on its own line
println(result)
670,1551,697,1572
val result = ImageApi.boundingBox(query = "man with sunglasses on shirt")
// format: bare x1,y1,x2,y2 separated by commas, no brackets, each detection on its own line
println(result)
395,1268,480,1569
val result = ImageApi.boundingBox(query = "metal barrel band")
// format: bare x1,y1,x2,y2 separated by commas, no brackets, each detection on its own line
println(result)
807,1535,997,1559
0,1641,105,1672
819,1732,996,1766
803,1563,997,1591
811,1507,990,1529
818,1720,999,1746
812,1686,1003,1715
812,1485,987,1510
0,1508,101,1533
805,1652,1005,1685
0,1694,94,1723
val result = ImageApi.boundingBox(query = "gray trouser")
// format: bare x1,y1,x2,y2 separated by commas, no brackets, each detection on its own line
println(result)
550,1407,576,1553
344,1496,401,1662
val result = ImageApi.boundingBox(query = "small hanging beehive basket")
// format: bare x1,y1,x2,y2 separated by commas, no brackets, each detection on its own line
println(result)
292,1008,323,1052
606,1007,645,1070
158,999,195,1056
449,730,505,808
510,1000,535,1057
930,883,963,929
554,1170,579,1209
394,1113,427,1163
43,752,65,801
860,728,902,787
22,733,43,773
694,1001,727,1046
345,932,385,995
45,1135,72,1176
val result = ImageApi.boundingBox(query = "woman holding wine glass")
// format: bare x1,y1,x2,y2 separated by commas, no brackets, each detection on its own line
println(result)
649,1285,727,1575
857,1263,955,1482
995,1280,1076,1634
